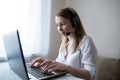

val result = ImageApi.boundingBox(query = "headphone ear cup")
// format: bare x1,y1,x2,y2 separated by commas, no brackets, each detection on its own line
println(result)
72,17,79,28
69,8,80,28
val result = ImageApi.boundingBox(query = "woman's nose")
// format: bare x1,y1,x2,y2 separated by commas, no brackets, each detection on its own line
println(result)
58,26,63,31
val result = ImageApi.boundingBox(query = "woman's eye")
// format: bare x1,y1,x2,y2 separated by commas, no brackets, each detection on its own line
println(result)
61,23,65,25
56,22,65,27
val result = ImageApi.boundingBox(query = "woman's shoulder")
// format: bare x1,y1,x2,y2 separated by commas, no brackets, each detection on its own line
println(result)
79,35,97,55
82,35,92,43
79,35,95,48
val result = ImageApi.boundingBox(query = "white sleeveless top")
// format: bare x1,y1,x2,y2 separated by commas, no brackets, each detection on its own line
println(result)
56,36,97,80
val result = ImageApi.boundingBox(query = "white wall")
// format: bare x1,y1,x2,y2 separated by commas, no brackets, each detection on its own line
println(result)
42,0,120,59
97,0,120,58
65,0,120,58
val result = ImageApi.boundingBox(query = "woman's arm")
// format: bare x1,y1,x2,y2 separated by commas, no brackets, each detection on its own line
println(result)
66,65,91,80
38,60,91,80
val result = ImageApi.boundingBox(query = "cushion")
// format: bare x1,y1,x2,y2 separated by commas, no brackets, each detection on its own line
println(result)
97,56,120,80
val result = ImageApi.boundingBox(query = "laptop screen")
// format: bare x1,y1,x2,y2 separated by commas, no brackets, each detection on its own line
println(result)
3,30,29,80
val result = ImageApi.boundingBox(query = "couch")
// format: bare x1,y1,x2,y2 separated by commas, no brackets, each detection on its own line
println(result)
97,56,120,80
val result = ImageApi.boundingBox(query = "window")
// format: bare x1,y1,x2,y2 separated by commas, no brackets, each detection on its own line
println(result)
0,0,19,61
0,0,51,62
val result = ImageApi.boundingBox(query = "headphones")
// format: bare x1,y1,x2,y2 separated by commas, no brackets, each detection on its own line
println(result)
68,8,80,28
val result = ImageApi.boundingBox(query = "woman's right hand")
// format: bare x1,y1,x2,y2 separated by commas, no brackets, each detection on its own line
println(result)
30,57,45,67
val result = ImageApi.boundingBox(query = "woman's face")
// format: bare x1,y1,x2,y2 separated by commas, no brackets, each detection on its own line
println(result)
55,16,75,36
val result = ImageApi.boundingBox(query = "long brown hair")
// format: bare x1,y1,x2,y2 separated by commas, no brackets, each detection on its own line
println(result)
56,7,86,53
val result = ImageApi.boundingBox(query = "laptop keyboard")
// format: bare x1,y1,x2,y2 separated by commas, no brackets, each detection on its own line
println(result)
26,64,54,79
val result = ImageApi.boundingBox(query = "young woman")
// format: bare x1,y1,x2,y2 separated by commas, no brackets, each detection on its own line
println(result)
30,7,97,80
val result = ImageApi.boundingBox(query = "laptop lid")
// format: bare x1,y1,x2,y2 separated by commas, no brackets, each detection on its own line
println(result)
3,30,29,80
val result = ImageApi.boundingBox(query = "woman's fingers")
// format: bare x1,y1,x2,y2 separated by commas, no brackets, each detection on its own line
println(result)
40,60,53,67
30,57,44,67
41,62,67,73
48,63,68,72
49,66,59,72
41,62,58,73
30,58,68,73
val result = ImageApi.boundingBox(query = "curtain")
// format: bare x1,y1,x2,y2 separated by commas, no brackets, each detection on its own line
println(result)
0,0,51,62
0,0,19,62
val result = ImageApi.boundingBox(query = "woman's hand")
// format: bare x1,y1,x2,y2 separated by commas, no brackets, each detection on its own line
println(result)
30,58,69,73
30,57,45,67
40,60,69,73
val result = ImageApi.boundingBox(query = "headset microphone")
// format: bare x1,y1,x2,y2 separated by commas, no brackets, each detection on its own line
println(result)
64,32,74,36
65,32,70,36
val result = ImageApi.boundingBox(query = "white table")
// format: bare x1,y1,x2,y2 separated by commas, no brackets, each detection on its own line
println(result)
0,62,84,80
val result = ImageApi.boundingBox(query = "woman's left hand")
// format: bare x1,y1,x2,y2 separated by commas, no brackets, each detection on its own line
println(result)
40,60,69,73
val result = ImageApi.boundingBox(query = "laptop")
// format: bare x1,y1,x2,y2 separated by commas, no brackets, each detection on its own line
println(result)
3,30,68,80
